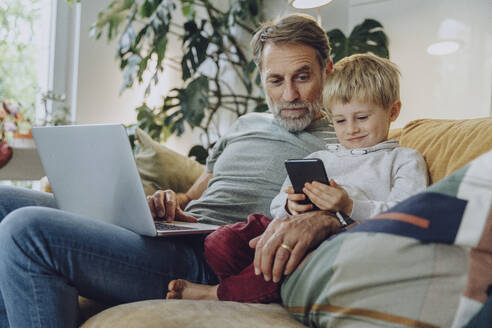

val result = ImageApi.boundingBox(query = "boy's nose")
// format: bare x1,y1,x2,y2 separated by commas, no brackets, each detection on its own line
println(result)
347,121,360,134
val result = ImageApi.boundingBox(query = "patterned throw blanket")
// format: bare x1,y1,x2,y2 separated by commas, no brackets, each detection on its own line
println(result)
282,150,492,328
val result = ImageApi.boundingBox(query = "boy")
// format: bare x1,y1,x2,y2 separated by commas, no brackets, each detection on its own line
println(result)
166,54,428,303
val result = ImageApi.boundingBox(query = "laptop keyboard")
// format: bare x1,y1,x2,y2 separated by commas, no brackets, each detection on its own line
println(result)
155,222,197,231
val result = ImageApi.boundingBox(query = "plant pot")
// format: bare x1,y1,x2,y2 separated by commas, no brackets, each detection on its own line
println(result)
0,140,13,169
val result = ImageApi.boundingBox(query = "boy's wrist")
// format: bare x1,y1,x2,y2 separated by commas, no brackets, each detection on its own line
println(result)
342,199,353,217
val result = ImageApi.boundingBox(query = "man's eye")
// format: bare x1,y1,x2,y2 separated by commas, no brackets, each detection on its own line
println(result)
268,79,281,85
297,74,309,81
357,116,368,120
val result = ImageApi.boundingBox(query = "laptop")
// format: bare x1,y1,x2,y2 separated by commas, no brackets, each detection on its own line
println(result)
32,124,220,237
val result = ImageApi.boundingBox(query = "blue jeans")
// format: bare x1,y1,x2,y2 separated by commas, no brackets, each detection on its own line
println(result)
0,186,218,327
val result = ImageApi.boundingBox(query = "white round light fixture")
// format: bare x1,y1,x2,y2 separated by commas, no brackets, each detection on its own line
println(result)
289,0,334,9
427,41,460,56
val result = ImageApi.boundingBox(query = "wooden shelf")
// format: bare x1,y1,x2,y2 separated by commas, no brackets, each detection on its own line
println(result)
0,139,45,180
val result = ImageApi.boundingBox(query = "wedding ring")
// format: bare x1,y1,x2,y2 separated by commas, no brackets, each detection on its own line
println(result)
280,243,293,253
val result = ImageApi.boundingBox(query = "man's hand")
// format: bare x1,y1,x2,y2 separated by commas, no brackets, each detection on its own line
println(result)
285,186,313,215
303,179,353,215
249,211,341,283
147,189,197,223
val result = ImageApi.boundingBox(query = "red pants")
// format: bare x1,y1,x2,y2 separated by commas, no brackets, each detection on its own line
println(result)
204,213,281,303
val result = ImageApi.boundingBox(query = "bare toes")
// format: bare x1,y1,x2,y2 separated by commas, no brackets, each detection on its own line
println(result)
166,291,181,300
168,279,186,292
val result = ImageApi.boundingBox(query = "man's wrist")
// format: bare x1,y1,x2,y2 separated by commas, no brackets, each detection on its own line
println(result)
177,193,191,209
335,211,354,228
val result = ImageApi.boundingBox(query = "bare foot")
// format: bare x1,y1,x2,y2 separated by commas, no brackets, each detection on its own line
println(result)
166,279,219,300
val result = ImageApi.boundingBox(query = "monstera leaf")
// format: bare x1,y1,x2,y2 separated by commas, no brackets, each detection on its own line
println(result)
327,19,389,63
181,20,210,80
163,75,209,136
188,144,209,164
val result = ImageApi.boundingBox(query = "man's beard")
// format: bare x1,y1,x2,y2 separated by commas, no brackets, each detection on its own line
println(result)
268,97,322,132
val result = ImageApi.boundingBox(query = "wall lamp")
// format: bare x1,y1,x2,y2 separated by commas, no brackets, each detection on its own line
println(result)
289,0,335,24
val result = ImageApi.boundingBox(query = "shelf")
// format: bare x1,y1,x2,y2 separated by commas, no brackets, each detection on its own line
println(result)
0,139,45,180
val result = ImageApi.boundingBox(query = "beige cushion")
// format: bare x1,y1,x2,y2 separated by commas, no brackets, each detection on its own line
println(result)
134,128,205,195
81,300,306,328
398,117,492,184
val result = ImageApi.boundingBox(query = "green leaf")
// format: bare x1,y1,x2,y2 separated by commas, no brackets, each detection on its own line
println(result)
253,103,268,112
181,1,196,20
180,20,210,80
155,35,168,67
188,145,208,164
242,59,256,93
179,75,209,127
140,0,160,18
91,0,135,41
255,71,262,86
326,29,347,63
118,25,136,54
64,0,81,7
326,19,389,63
120,54,141,92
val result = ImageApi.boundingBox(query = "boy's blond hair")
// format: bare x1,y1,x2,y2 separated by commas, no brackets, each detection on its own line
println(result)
251,13,331,73
323,54,400,116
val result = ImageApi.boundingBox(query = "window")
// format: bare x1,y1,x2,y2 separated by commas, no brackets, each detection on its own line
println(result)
0,0,53,123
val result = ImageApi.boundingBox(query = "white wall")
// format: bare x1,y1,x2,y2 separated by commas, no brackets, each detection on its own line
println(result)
74,0,139,125
71,0,202,155
348,0,492,128
64,0,492,153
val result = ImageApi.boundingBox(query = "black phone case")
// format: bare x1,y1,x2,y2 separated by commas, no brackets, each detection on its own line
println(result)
284,158,329,206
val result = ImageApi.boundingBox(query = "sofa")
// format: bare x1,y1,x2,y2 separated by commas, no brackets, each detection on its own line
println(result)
78,117,492,327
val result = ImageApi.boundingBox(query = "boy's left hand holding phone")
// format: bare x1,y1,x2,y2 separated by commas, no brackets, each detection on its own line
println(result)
284,159,354,227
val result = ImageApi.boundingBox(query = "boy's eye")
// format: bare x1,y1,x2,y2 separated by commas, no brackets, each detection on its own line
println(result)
357,116,368,120
335,119,345,124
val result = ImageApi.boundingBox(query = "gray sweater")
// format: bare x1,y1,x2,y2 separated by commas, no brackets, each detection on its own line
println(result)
185,112,337,225
270,140,428,221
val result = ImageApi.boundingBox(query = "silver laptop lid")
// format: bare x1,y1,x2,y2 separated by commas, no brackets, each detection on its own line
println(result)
32,124,158,236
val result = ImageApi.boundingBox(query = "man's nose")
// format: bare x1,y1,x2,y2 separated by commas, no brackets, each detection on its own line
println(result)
282,82,300,102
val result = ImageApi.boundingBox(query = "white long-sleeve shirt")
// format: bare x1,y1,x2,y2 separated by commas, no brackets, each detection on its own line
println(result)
270,140,428,222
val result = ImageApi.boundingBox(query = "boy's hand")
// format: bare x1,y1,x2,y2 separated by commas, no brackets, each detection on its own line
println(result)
303,179,353,215
285,186,313,215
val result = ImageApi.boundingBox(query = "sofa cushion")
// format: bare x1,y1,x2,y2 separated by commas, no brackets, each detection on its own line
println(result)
81,299,306,328
398,117,492,184
281,149,492,328
134,128,205,195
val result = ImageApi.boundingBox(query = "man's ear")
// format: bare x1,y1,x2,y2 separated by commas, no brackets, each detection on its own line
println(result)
325,61,333,78
389,100,401,122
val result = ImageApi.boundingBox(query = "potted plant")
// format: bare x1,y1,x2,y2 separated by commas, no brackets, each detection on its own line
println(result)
68,1,389,164
0,99,33,168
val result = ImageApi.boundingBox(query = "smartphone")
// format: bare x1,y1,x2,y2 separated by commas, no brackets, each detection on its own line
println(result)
284,158,355,226
284,158,329,206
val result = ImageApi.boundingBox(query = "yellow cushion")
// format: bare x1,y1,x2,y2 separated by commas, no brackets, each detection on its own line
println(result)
81,299,306,328
388,128,402,140
134,128,205,195
398,117,492,184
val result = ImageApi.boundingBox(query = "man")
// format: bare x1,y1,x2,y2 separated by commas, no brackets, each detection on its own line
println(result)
0,13,343,327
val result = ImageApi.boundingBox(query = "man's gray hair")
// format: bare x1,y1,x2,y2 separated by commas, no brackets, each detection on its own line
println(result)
251,13,331,73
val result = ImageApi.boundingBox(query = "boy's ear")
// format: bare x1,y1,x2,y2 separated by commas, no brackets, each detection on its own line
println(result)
389,100,401,122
